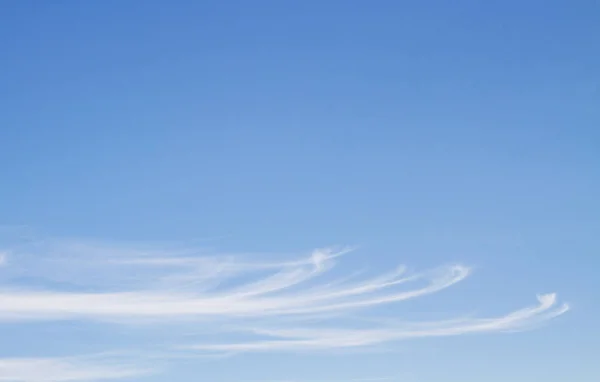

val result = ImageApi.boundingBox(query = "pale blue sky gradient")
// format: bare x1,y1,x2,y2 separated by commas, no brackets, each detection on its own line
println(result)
0,1,599,381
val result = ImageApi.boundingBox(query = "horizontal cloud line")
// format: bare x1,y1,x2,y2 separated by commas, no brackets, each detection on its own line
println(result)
184,294,568,353
0,356,153,382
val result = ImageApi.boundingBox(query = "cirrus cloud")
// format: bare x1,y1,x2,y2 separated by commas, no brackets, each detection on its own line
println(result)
0,356,152,382
0,237,569,380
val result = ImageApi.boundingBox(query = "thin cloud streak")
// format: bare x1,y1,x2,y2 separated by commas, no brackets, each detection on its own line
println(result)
187,294,568,353
0,357,152,382
243,377,401,382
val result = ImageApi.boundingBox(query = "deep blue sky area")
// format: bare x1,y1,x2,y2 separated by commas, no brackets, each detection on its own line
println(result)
0,1,599,382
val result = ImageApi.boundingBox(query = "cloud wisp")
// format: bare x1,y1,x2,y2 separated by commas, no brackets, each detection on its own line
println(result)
187,293,567,353
0,237,569,378
0,356,152,382
0,244,474,323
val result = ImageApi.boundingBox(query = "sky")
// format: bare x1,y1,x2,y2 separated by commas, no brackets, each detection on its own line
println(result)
0,1,599,381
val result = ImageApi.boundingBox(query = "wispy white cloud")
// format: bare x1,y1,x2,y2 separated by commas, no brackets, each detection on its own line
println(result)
0,356,152,382
187,294,568,353
0,244,472,322
0,237,569,367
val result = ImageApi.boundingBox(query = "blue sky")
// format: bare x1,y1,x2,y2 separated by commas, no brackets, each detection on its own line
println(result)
0,1,598,381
